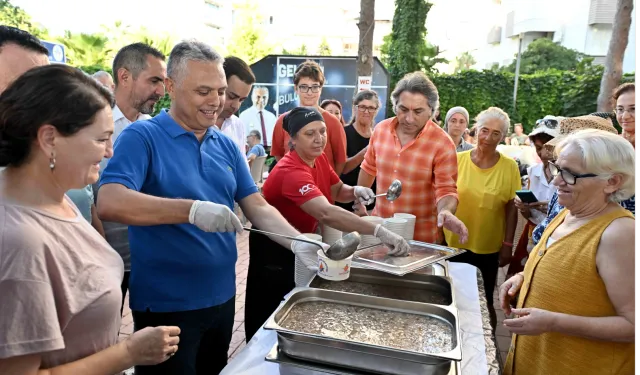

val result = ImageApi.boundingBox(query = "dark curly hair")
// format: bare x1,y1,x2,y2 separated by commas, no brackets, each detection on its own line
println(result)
0,64,114,167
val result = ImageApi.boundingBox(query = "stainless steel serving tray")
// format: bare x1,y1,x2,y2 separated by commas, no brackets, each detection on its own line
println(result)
306,267,454,307
265,342,461,375
352,241,464,276
264,289,462,375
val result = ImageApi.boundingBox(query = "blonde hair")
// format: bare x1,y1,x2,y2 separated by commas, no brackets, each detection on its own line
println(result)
475,107,510,136
555,129,635,202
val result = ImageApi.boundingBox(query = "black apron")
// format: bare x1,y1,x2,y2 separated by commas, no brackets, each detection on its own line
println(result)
244,228,296,341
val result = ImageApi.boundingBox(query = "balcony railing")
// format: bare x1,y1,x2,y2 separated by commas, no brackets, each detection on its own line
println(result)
588,0,616,25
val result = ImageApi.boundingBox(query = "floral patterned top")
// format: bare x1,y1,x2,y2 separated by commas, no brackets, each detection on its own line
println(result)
533,192,636,245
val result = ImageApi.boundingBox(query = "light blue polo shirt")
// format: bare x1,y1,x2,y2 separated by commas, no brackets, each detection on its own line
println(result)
100,110,258,312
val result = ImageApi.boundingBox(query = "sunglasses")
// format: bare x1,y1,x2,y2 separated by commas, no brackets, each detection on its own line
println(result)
535,118,558,129
548,161,598,185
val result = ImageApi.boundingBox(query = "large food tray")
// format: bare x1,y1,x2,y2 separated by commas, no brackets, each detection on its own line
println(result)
352,241,464,276
265,343,461,375
264,289,461,375
307,267,454,306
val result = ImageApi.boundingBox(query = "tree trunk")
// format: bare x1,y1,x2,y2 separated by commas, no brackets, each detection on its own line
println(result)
597,0,633,112
356,0,375,93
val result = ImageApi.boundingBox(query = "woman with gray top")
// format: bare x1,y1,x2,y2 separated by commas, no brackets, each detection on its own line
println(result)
445,106,474,152
0,65,179,374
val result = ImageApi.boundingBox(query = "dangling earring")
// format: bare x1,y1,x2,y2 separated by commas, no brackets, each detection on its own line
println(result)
49,153,56,171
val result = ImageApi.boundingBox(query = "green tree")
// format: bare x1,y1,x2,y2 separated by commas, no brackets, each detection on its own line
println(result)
317,38,332,56
454,51,476,73
282,44,309,55
58,31,111,67
505,38,588,74
0,0,48,38
381,0,446,115
227,0,274,64
130,27,176,56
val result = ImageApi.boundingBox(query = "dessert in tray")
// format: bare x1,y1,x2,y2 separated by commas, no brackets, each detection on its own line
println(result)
310,277,450,305
280,301,454,354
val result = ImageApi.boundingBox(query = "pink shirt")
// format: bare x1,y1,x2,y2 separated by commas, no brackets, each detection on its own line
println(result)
0,197,124,368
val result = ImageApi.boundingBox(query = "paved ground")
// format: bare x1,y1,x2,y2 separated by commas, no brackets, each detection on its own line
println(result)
119,230,512,370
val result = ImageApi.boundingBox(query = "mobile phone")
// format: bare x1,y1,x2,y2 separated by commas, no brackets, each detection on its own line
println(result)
515,190,538,204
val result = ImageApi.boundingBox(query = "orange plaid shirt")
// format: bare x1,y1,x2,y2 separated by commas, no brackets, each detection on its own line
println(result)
361,117,458,243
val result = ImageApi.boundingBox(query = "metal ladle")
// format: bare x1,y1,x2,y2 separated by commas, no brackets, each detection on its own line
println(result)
360,179,402,204
244,227,361,261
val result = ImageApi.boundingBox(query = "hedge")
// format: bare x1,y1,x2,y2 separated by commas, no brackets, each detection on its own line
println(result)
432,65,634,133
78,64,634,134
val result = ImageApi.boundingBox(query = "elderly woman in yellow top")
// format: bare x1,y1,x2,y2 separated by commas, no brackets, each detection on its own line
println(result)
500,129,635,375
445,107,520,329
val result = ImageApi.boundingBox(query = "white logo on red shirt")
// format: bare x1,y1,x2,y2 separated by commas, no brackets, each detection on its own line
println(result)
299,184,315,195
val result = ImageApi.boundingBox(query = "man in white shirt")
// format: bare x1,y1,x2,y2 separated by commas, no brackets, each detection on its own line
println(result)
0,27,49,173
0,26,49,94
95,42,167,314
239,85,277,147
214,56,256,152
92,70,115,92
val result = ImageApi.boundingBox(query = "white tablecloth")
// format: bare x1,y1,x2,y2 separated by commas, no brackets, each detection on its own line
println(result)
221,262,489,375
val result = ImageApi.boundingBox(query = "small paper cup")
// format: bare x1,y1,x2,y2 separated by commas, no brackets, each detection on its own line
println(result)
317,249,352,281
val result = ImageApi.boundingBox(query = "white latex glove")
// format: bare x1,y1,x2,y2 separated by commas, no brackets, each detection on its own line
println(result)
291,234,330,270
374,224,410,256
189,200,243,233
353,186,375,205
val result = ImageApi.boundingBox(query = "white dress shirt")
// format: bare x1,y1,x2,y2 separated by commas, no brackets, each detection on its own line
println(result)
239,106,277,146
112,104,151,141
527,163,557,224
218,115,246,152
100,105,151,171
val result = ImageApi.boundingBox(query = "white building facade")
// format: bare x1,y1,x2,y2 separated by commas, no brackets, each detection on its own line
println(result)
475,0,636,72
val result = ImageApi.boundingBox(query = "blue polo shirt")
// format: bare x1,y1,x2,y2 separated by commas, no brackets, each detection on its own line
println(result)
100,110,258,312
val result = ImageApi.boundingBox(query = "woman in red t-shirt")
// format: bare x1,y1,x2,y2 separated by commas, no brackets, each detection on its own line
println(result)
244,107,410,341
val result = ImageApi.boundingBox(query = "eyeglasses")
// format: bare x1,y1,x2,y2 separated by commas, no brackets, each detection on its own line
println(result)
297,85,322,93
535,118,558,128
548,161,597,185
616,107,635,116
357,105,378,113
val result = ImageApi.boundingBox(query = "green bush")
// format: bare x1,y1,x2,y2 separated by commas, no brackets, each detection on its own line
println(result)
433,67,635,133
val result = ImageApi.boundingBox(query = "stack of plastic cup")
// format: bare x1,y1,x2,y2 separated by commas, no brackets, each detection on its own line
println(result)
294,233,322,287
393,213,416,241
358,216,384,248
383,217,408,238
321,224,343,246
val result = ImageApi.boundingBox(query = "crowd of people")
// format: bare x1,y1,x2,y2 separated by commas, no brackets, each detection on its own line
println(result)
0,24,635,375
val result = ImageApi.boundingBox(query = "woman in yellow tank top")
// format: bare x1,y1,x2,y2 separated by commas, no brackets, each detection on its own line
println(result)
500,129,635,375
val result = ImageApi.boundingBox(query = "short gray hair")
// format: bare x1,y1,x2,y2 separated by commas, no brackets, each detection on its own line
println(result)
391,71,439,115
475,107,510,135
167,40,223,84
249,129,261,141
92,70,112,80
556,129,635,202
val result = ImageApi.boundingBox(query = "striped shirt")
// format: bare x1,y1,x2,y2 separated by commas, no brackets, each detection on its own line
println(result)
361,118,458,243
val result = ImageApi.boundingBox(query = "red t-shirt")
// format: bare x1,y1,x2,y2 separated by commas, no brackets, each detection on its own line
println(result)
262,150,341,234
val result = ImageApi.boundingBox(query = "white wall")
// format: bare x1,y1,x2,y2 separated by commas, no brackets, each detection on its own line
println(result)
623,1,636,73
473,0,636,72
